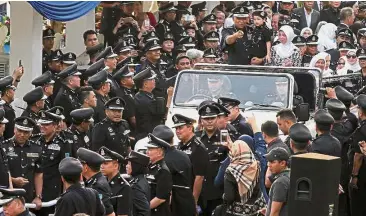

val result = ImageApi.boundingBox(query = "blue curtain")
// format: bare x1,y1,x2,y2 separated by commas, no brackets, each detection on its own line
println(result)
28,1,100,22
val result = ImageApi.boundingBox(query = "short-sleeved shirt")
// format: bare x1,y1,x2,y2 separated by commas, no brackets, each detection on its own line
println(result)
266,170,290,216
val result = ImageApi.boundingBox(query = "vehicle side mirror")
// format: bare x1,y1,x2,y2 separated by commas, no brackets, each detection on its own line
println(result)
295,103,310,122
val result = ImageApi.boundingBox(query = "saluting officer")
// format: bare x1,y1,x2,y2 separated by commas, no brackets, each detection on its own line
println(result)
221,6,252,65
0,76,16,139
133,68,167,140
126,151,151,216
54,64,82,126
88,69,111,124
218,97,254,137
0,188,32,216
311,109,341,157
173,114,210,209
21,87,47,134
113,64,136,129
146,134,173,216
42,28,55,73
69,108,94,156
2,117,43,205
77,147,115,216
91,97,131,157
100,147,133,216
196,104,228,215
55,157,105,216
31,71,55,110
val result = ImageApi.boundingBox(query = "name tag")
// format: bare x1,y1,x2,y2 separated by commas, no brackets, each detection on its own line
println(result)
48,144,61,151
26,153,39,158
183,149,192,155
7,152,18,157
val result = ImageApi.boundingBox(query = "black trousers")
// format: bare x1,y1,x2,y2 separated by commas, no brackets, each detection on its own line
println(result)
201,199,223,216
349,179,366,216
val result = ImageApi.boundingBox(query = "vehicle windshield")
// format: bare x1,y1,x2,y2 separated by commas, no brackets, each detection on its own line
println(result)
174,71,292,109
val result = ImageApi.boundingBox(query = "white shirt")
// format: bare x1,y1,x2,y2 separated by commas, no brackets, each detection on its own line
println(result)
304,8,313,27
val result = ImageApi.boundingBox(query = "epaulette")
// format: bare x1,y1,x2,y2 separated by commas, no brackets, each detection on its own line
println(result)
120,175,130,187
1,137,13,144
128,177,138,185
159,20,165,24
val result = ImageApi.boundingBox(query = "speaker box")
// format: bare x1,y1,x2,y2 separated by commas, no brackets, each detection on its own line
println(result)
288,153,341,216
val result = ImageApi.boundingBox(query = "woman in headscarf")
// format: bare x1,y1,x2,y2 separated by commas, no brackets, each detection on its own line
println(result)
317,23,338,52
219,140,265,216
309,52,333,77
337,50,361,75
269,25,302,67
336,56,347,73
300,27,313,39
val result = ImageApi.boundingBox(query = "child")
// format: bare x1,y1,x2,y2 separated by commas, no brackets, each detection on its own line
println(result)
250,10,272,65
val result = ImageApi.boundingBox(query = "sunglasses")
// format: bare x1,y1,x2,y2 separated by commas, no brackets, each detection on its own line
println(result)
346,55,357,59
337,62,345,65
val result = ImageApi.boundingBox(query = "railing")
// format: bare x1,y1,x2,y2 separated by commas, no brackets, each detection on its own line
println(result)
0,199,58,214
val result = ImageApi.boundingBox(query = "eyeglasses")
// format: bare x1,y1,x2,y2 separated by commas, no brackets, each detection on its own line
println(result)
346,55,357,59
337,62,345,65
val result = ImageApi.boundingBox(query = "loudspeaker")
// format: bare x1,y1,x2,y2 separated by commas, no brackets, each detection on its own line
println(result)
288,153,341,216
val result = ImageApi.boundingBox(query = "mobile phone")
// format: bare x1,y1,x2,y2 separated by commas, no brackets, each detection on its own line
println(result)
18,60,22,67
220,129,229,144
143,19,150,28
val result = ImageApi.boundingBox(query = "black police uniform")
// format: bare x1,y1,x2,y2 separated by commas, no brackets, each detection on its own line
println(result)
91,97,131,157
287,123,312,168
42,29,55,73
250,12,271,60
32,71,55,110
99,147,133,216
0,110,9,188
54,64,82,126
78,148,115,215
156,3,184,42
140,59,168,99
0,76,16,139
126,151,151,216
2,117,42,202
311,109,341,157
55,157,105,216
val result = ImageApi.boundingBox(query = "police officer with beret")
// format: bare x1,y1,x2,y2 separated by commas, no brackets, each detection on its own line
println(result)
221,6,252,65
2,117,42,206
54,64,82,126
55,157,105,216
348,94,366,215
99,147,133,216
146,133,173,216
173,113,210,209
69,108,94,156
113,64,136,129
218,97,254,137
0,76,17,139
31,71,55,110
88,69,111,124
288,123,311,167
196,104,228,215
0,188,32,216
33,111,72,215
134,68,169,141
310,109,341,157
92,97,131,157
21,87,47,134
77,147,115,216
126,151,151,216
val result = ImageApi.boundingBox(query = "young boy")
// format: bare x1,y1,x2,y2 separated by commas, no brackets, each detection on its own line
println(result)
250,10,272,65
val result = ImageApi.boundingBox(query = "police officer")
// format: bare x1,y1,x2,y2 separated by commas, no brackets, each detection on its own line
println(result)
214,102,241,141
114,40,132,64
92,97,131,157
302,35,319,67
31,71,55,110
202,31,220,51
0,188,32,216
156,2,183,43
47,50,63,77
153,125,196,216
54,64,82,126
218,97,254,137
140,39,169,99
61,52,77,70
146,133,173,216
327,29,354,71
191,1,207,27
34,110,72,216
21,87,47,134
88,69,111,124
221,6,252,65
173,114,209,208
161,31,175,68
310,109,341,157
126,151,151,216
0,109,10,188
196,104,228,215
113,64,136,129
77,147,115,216
0,76,16,139
2,117,42,205
134,68,167,140
69,108,94,156
99,147,132,215
292,35,307,65
55,157,105,216
203,48,218,64
356,48,366,87
42,28,55,73
288,123,311,167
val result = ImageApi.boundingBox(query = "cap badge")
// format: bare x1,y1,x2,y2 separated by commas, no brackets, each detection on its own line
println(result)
48,29,52,35
116,99,120,104
240,7,244,13
23,119,28,125
206,106,211,113
211,15,214,19
312,37,316,41
343,43,347,48
362,49,365,54
297,37,301,42
148,134,152,142
188,37,192,42
42,112,46,118
154,40,157,45
56,109,60,115
173,116,178,122
108,127,113,132
100,149,105,156
260,12,265,17
69,53,73,59
74,135,78,141
151,32,155,37
218,99,222,104
212,32,215,37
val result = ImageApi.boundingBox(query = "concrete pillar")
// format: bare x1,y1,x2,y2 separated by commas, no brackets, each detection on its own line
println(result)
10,2,43,116
64,10,95,56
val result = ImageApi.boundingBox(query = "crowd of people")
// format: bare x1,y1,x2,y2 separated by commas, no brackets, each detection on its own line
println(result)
0,1,366,216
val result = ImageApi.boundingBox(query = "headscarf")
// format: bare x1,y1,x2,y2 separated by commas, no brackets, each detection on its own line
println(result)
317,23,338,52
273,25,299,59
300,27,313,38
309,52,332,77
226,140,259,204
336,56,348,75
344,50,361,72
